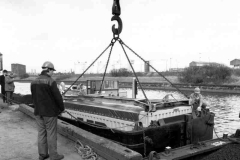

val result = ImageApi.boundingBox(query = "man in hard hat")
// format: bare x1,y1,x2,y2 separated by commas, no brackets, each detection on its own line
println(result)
189,87,206,112
31,61,65,160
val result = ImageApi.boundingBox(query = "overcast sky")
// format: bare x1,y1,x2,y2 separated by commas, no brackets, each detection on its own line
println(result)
0,0,240,73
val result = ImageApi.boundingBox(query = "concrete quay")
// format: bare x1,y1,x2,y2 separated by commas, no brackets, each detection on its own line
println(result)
18,104,142,160
0,100,105,160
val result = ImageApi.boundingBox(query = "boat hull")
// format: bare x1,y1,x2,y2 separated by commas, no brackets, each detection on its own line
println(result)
13,93,214,156
58,111,214,155
58,115,184,155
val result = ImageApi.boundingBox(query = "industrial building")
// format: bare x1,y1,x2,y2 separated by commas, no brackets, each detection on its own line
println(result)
189,61,221,67
230,59,240,68
169,68,184,72
144,61,150,72
11,63,26,76
0,53,2,71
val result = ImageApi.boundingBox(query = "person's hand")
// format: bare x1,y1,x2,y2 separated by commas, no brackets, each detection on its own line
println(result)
197,107,201,111
58,109,65,115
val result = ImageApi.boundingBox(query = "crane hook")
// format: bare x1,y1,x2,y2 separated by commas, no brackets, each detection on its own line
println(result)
111,0,122,38
111,15,122,37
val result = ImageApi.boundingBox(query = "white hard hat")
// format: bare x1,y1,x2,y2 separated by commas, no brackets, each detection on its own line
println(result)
42,61,56,71
194,87,200,93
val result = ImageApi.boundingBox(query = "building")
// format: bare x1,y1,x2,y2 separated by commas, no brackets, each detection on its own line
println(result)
11,63,26,76
189,61,221,67
169,68,184,72
0,53,2,71
230,59,240,67
144,61,150,72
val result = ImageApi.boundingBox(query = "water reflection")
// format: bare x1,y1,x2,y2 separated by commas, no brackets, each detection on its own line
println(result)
13,82,240,138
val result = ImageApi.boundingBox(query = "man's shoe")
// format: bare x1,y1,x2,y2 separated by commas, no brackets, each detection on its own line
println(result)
39,154,49,160
50,154,64,160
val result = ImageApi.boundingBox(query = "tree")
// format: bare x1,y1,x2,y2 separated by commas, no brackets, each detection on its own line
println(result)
179,65,232,84
110,68,132,77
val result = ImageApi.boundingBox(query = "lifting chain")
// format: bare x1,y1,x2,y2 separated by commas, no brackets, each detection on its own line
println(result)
75,140,98,160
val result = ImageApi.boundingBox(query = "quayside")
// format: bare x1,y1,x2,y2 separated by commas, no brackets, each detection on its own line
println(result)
11,0,235,158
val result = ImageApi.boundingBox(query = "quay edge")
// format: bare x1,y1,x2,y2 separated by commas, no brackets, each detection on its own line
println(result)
18,104,143,160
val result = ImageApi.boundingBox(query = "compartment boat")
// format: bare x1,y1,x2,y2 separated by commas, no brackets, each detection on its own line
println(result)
14,79,215,155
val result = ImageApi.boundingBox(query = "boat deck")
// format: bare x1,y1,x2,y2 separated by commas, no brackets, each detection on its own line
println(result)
65,98,144,113
0,100,105,160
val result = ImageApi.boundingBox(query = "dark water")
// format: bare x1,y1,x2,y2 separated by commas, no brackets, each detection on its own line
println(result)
13,82,240,138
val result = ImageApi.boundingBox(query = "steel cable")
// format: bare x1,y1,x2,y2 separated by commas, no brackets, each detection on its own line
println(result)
118,39,151,107
62,40,114,96
118,38,189,99
99,40,116,93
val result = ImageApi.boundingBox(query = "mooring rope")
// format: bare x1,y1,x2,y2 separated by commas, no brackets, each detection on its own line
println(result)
75,140,98,160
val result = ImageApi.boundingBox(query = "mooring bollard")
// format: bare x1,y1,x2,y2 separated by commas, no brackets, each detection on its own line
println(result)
165,146,171,155
223,133,228,139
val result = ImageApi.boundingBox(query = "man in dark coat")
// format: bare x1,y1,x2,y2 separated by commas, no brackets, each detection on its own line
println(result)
0,70,8,103
31,61,65,160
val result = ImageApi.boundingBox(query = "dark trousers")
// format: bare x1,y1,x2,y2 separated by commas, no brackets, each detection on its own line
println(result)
1,87,6,102
6,91,13,103
35,116,58,158
192,102,207,110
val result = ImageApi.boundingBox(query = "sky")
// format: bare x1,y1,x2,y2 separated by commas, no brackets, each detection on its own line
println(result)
0,0,240,73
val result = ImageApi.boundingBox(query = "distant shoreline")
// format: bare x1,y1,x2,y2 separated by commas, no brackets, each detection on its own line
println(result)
15,76,240,95
18,75,240,85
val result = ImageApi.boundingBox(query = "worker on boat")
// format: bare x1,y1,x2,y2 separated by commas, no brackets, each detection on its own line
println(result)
77,83,86,95
30,61,65,160
189,87,207,112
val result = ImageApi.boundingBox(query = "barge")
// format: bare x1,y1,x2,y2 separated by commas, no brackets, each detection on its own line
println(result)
13,79,215,156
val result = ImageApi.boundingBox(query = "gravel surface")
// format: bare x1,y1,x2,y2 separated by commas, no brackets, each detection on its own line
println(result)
0,101,105,160
202,144,240,160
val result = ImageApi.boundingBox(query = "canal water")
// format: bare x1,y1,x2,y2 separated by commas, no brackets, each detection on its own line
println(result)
13,82,240,138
